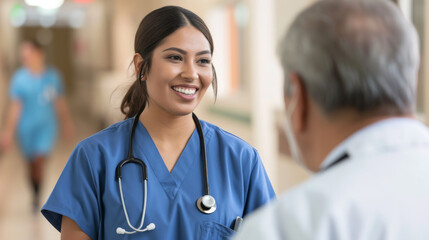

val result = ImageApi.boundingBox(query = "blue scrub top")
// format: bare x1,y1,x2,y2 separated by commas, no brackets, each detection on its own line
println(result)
9,67,63,157
42,118,275,240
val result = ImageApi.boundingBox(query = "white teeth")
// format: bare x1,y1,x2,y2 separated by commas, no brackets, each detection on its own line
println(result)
173,87,197,95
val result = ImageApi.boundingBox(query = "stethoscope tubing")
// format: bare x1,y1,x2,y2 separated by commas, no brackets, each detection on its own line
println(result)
116,108,216,235
192,113,210,196
117,178,148,233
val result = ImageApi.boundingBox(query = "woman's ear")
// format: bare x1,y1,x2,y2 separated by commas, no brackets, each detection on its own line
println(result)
133,53,145,81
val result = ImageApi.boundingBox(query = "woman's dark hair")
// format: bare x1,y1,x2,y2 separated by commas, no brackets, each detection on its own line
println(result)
23,39,44,52
120,6,218,119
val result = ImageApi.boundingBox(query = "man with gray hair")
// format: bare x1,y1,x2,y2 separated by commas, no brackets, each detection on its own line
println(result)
233,0,429,239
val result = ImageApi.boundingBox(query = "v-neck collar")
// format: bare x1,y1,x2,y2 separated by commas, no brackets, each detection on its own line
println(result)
133,120,199,200
24,67,46,80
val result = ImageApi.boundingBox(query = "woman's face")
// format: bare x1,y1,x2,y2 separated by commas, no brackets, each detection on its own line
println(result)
20,42,43,68
141,25,213,117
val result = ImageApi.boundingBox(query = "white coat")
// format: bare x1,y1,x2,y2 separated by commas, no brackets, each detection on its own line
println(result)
233,118,429,240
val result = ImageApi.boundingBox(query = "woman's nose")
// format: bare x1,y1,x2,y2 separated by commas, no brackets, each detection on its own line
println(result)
180,62,198,81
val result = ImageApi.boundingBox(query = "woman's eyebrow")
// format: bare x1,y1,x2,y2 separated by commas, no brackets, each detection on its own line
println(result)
196,50,211,56
162,47,211,56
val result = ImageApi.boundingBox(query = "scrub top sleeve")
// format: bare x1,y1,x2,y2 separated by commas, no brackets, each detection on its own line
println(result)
243,149,276,216
52,69,64,95
9,73,23,100
42,143,100,240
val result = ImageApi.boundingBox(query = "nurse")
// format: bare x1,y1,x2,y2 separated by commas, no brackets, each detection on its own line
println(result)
0,39,73,211
41,5,275,240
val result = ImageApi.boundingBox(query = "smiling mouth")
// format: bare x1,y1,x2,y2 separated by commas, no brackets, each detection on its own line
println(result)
172,86,198,96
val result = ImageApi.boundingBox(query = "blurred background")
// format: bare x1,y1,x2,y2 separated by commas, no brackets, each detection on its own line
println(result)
0,0,428,239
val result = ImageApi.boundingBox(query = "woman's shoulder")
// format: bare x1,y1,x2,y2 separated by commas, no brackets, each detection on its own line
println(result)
201,120,257,153
14,67,27,75
11,67,27,81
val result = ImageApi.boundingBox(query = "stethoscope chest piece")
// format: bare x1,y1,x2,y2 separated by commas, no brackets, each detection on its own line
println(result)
196,195,216,214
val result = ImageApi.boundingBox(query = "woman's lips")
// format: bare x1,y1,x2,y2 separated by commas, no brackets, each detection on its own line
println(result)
172,86,197,95
171,86,199,100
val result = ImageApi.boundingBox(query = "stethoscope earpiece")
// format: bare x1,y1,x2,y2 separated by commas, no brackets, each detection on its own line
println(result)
197,195,216,214
116,223,156,235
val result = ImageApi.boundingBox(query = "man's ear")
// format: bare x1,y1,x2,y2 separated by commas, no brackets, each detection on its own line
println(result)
288,72,308,133
133,53,145,81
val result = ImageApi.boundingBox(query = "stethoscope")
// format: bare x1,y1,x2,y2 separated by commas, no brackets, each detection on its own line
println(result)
115,107,216,235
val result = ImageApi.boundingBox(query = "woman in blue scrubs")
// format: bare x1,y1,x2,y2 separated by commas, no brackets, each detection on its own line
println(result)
42,6,275,240
0,40,73,211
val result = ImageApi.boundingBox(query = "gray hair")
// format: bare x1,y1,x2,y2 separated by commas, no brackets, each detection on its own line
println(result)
280,0,420,115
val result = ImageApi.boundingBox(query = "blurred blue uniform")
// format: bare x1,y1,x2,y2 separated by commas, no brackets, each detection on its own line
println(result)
42,119,275,239
10,67,63,159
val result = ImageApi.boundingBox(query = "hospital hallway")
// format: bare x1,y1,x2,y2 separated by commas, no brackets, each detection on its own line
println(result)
1,0,429,239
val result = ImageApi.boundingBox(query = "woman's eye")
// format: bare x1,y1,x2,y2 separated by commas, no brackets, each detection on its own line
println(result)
168,55,182,61
198,58,211,64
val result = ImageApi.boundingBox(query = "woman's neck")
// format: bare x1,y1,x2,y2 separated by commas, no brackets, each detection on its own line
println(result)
139,105,196,172
28,62,45,75
139,105,195,142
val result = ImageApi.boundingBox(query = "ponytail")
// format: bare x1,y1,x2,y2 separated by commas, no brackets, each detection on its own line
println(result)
120,62,149,119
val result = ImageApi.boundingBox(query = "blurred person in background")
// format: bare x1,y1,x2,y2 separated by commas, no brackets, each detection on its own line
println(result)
0,39,74,211
233,0,429,239
41,6,275,240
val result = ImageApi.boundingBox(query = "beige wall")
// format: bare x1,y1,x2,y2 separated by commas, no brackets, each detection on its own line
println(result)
0,0,17,126
74,1,110,71
0,46,5,127
0,0,19,75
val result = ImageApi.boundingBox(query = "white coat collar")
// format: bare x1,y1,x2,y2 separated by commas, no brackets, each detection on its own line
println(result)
320,117,429,171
